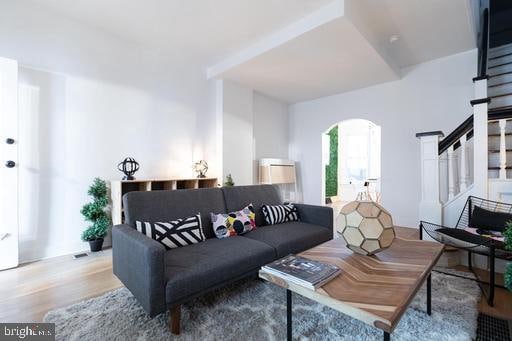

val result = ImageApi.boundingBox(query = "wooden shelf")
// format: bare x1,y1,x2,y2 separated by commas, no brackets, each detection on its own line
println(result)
111,177,218,225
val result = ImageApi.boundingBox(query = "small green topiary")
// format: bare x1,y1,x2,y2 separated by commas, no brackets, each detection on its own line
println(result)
81,178,110,242
505,222,512,292
224,174,235,187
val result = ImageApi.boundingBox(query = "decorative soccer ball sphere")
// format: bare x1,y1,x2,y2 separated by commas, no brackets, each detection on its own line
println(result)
337,201,395,255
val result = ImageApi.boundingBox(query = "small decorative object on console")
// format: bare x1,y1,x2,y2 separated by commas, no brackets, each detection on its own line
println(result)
338,200,395,255
117,157,139,180
224,174,234,187
261,255,341,290
193,160,208,178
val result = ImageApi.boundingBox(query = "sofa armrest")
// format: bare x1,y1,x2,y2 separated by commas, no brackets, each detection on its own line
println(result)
112,224,167,317
295,204,334,236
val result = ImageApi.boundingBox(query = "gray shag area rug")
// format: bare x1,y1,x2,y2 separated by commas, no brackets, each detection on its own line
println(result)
44,270,480,341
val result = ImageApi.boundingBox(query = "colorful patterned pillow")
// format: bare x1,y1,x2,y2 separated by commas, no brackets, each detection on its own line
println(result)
211,204,256,238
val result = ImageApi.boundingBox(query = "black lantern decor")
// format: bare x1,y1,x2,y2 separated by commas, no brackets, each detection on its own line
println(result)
117,157,140,180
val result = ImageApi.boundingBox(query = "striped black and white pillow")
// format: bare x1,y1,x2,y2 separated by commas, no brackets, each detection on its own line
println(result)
261,204,299,225
135,213,205,249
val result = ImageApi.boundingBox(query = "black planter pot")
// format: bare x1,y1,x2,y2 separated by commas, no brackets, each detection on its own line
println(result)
88,238,104,252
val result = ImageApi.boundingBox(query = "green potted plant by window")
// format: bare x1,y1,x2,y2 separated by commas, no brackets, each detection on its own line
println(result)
81,178,110,252
505,223,512,291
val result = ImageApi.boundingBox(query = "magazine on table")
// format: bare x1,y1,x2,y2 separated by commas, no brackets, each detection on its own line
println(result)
262,255,341,290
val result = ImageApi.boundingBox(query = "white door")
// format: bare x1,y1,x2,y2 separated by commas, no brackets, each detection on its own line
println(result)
0,57,19,270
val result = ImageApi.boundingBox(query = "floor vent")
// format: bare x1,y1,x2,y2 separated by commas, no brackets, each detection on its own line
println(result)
476,313,511,341
73,253,88,259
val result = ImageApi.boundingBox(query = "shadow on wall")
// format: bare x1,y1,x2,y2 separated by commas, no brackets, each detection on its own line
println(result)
18,71,67,262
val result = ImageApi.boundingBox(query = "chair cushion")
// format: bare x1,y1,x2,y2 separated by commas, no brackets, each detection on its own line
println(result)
435,227,506,250
243,222,332,258
222,185,281,227
164,236,275,304
470,205,512,232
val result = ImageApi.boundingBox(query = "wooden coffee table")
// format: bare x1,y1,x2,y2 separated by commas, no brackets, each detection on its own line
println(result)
259,236,444,340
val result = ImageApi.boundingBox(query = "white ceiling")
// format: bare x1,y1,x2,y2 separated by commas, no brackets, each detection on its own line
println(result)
210,0,477,102
347,0,477,68
32,0,333,65
220,18,399,103
33,0,477,103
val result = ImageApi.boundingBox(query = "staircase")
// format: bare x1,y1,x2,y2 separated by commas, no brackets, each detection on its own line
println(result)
488,43,512,111
417,8,512,227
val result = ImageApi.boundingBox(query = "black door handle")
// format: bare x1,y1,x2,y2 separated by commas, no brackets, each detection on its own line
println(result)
5,160,15,168
5,138,15,144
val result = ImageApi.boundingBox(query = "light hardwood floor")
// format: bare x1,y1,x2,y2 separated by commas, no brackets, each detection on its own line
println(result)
0,249,121,322
0,227,510,322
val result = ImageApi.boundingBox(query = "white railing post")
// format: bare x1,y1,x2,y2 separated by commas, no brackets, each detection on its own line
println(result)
472,78,489,198
459,136,468,192
499,119,507,180
447,145,456,199
416,131,444,224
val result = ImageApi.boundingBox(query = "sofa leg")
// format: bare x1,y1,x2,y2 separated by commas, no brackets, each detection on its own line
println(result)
169,305,181,335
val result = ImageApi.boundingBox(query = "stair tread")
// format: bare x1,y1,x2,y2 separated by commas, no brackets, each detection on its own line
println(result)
488,81,512,88
489,52,512,60
491,92,512,98
490,71,512,78
489,62,512,69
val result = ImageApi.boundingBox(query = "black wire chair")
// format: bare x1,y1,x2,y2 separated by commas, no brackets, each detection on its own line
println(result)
420,196,512,306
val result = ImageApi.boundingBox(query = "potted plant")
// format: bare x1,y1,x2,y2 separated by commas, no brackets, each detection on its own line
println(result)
81,178,110,252
505,223,512,291
224,174,235,187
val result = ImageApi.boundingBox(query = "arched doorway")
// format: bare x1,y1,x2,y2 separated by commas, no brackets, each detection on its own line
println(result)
321,119,381,209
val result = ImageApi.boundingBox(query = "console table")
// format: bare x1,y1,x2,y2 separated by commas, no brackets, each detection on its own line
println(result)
111,178,218,224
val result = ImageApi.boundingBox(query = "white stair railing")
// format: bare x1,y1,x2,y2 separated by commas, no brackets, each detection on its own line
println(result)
439,132,474,203
417,77,488,225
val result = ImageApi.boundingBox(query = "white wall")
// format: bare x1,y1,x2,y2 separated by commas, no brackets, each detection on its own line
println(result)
0,1,210,262
221,80,254,186
253,93,289,183
289,49,477,227
217,80,290,186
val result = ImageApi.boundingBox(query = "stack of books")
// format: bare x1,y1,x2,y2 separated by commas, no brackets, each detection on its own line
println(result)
262,255,341,290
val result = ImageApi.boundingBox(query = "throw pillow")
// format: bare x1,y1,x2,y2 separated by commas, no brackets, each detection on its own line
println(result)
135,213,205,249
470,205,512,232
211,204,256,238
262,203,299,225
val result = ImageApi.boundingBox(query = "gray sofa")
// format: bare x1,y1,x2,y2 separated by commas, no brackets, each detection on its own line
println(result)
112,184,333,333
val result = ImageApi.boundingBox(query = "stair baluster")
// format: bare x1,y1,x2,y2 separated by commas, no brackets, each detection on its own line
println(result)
459,136,468,191
499,119,507,179
447,146,456,200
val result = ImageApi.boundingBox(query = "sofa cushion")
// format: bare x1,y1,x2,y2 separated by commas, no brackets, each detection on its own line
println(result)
164,236,275,304
243,222,332,258
262,203,299,225
211,204,256,238
124,188,226,239
135,213,205,249
222,185,281,227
